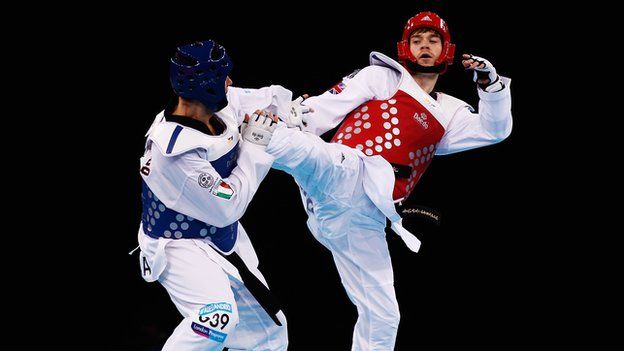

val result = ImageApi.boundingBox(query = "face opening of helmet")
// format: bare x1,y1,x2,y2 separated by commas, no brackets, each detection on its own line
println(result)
409,28,443,44
409,29,443,63
397,12,455,75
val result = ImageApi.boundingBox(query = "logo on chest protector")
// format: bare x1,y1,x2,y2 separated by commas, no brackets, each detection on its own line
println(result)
413,112,429,129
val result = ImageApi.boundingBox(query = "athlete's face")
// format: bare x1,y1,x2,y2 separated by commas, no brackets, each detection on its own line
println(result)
409,30,442,66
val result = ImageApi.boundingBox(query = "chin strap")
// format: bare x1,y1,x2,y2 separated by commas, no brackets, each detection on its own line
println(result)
405,60,447,74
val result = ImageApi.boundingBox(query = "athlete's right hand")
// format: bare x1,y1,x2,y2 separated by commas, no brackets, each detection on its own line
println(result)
242,110,278,146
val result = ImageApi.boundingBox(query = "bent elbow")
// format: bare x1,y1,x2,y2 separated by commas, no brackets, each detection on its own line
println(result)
493,125,512,142
497,119,513,141
484,115,513,143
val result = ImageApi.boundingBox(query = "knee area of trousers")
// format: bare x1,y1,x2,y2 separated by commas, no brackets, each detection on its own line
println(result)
190,302,239,343
384,304,401,328
369,303,401,328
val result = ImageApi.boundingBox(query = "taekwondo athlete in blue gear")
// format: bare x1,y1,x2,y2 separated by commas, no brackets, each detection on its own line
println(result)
136,40,288,351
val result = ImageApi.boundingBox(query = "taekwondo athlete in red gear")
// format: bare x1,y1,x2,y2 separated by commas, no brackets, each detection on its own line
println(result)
265,12,513,350
137,40,292,351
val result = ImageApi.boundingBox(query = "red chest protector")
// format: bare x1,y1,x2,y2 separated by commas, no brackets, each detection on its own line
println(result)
330,89,445,201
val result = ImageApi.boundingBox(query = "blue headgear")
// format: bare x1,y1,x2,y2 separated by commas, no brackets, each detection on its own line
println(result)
169,40,233,111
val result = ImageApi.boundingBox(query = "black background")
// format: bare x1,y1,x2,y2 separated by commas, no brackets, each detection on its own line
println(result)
79,2,565,350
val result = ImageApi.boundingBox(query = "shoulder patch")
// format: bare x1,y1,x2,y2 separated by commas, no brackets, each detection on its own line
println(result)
327,68,363,95
211,180,234,200
198,173,215,188
328,81,346,95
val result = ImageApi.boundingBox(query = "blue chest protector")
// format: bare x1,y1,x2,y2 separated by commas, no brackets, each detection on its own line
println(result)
141,142,240,253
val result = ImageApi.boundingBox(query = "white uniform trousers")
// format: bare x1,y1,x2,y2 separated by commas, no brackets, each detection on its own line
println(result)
138,224,288,351
268,128,400,350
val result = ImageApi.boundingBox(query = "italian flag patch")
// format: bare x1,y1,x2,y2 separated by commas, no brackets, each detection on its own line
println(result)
212,181,234,200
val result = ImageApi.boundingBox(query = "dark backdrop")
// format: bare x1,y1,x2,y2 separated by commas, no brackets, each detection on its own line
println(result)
84,2,554,350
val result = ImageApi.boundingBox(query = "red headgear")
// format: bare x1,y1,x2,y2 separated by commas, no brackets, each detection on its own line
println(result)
397,12,456,74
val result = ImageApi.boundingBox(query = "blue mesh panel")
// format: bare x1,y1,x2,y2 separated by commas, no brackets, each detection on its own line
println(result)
141,181,237,252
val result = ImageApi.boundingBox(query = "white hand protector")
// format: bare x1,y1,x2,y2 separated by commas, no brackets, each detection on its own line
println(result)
465,54,505,93
242,111,277,146
281,96,313,131
239,119,249,135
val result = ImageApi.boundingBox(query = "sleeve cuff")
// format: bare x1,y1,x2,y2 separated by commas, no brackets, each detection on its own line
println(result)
478,76,512,102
